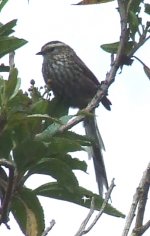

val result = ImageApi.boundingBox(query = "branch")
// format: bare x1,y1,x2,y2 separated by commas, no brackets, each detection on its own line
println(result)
74,179,115,236
121,162,150,236
41,219,56,236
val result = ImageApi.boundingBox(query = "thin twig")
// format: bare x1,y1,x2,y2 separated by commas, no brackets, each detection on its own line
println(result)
74,197,95,236
74,179,115,236
9,51,15,70
41,219,56,236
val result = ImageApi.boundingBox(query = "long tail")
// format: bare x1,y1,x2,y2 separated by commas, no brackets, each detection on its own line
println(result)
84,112,108,196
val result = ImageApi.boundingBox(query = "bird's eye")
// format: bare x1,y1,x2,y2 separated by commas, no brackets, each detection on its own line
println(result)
46,47,55,53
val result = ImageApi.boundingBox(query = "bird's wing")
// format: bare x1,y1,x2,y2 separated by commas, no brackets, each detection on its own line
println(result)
72,53,100,86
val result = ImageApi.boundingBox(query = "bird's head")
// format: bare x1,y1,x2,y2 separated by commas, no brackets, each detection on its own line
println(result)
36,41,74,59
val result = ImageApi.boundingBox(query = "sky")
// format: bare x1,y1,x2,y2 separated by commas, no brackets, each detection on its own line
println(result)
0,0,150,235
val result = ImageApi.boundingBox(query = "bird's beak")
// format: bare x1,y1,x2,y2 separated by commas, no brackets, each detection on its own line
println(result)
36,51,43,55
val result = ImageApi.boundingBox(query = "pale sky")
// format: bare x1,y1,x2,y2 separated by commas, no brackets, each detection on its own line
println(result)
0,0,150,235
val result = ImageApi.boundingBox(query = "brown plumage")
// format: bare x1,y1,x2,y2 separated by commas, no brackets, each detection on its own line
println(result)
37,41,111,195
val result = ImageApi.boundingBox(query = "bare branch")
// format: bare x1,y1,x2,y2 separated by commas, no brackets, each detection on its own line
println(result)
122,163,150,236
41,219,56,236
75,179,115,236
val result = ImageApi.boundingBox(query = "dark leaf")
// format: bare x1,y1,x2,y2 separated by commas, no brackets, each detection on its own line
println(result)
0,19,17,36
0,130,12,159
128,11,139,36
0,37,27,58
129,0,142,14
11,187,44,236
47,97,69,118
59,154,87,172
0,0,9,12
13,140,47,172
74,0,114,5
0,64,9,72
6,68,21,101
56,131,91,146
35,182,125,218
143,65,150,80
145,3,150,15
28,158,79,192
46,136,85,154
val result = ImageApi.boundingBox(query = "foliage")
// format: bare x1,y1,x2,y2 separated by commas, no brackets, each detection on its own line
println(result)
0,1,149,236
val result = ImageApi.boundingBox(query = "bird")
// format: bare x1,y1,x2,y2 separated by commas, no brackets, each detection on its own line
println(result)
37,41,111,195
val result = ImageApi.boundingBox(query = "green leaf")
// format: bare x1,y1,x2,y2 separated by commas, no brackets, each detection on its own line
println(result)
13,140,47,172
129,0,142,14
47,97,69,118
0,130,12,159
35,115,74,141
30,99,49,114
0,36,27,58
74,0,114,5
145,3,150,15
28,158,79,192
0,0,9,12
101,41,134,54
143,64,150,80
128,11,139,36
0,19,17,36
0,64,9,72
46,136,85,154
11,187,44,236
58,131,91,146
59,154,87,172
5,68,21,101
35,182,125,218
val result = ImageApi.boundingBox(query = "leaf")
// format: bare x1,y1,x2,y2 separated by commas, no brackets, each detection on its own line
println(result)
6,68,21,101
0,36,27,58
34,182,125,218
74,0,114,5
13,140,47,172
56,131,91,146
129,0,142,14
0,19,17,36
145,3,150,15
143,64,150,80
59,154,87,172
35,115,74,141
47,97,69,118
46,136,85,154
101,41,134,54
0,130,12,159
11,187,44,236
28,158,79,192
128,11,139,36
0,0,9,12
0,64,9,72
